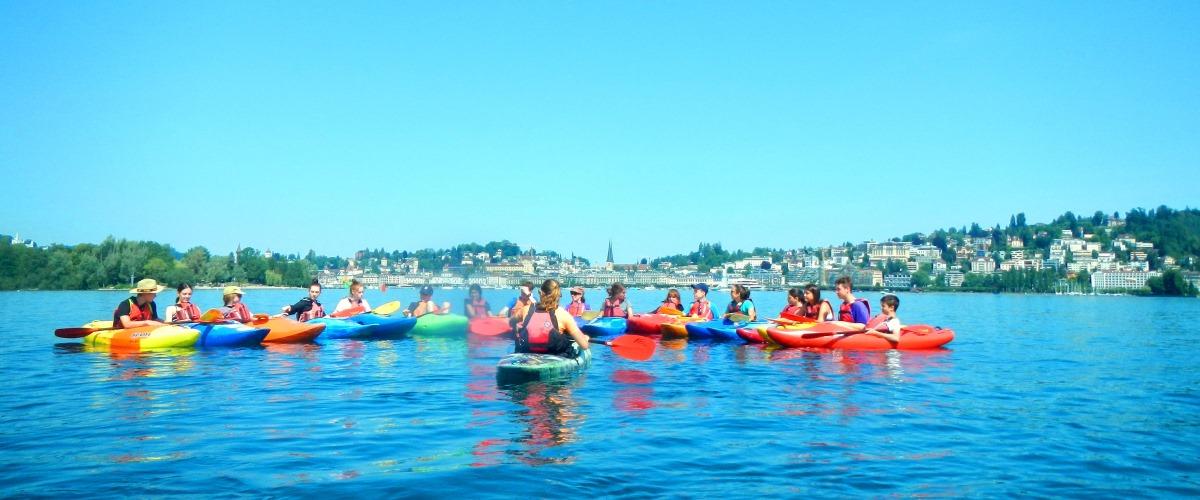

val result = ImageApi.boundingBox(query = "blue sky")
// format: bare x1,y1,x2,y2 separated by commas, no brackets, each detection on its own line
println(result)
1,1,1197,263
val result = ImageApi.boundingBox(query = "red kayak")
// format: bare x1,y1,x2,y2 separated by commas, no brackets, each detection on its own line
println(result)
468,316,513,336
764,324,954,350
626,314,674,335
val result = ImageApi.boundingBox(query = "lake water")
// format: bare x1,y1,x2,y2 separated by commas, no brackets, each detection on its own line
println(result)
1,288,1197,497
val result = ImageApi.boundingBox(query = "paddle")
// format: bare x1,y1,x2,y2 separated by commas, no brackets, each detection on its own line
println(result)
727,313,750,323
54,308,227,338
579,310,603,321
781,312,817,323
657,306,683,316
468,316,512,336
594,334,656,361
373,300,402,316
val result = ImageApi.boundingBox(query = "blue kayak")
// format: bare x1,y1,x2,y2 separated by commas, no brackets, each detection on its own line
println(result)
579,317,626,337
685,319,729,338
182,322,270,348
308,317,378,339
349,313,417,339
706,320,770,341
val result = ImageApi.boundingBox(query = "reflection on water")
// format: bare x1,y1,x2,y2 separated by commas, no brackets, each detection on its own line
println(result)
612,369,656,413
475,382,585,467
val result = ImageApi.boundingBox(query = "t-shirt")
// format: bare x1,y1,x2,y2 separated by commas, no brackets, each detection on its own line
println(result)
408,300,440,315
113,298,159,327
879,317,901,333
848,300,871,324
334,297,371,313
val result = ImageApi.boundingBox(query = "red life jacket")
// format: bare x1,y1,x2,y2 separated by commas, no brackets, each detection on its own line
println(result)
466,298,490,317
114,298,154,327
297,299,325,322
602,298,628,318
781,304,805,317
865,314,891,331
688,300,713,320
172,302,202,322
518,307,567,354
222,302,253,322
806,300,834,321
838,298,871,323
567,301,587,316
508,298,532,319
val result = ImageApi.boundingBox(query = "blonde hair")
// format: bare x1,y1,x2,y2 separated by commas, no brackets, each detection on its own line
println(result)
538,279,562,313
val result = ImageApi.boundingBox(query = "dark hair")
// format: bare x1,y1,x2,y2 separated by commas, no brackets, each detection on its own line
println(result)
881,294,900,311
835,276,853,290
350,279,363,291
804,283,822,304
176,283,192,304
520,280,535,290
469,284,482,294
732,284,750,300
309,279,321,290
787,287,803,301
608,282,626,298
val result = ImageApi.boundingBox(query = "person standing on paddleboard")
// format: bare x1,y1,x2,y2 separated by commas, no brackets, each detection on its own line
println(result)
515,279,590,356
114,278,166,328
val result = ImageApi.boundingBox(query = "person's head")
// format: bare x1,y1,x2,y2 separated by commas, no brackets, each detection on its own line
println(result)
731,284,750,301
666,288,681,303
176,283,193,304
538,279,562,312
131,278,165,303
608,282,626,300
419,285,434,300
469,284,482,300
691,283,709,300
307,279,322,300
803,283,822,305
519,280,535,299
222,285,244,306
787,287,803,305
881,294,900,314
570,286,585,303
349,279,364,299
834,276,854,300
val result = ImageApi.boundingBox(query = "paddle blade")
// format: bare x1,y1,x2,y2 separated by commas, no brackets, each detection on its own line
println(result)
580,310,603,321
468,318,513,336
199,309,223,322
657,307,682,316
54,327,100,338
329,305,365,318
373,301,402,316
727,313,750,323
603,335,656,361
781,312,816,322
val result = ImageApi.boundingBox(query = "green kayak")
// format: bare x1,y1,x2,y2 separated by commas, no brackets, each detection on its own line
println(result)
496,343,592,384
409,314,469,336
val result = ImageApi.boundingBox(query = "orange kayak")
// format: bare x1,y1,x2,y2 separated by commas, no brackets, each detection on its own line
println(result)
659,316,704,337
260,317,325,344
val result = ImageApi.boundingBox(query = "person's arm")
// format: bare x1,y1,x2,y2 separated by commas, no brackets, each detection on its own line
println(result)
747,305,757,321
866,317,901,343
333,298,350,313
464,299,475,318
559,310,589,349
283,298,309,315
818,302,834,322
362,299,372,313
164,305,179,323
413,301,429,317
440,301,451,314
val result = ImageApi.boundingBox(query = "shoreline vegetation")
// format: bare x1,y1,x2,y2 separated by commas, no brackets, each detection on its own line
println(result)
2,205,1197,297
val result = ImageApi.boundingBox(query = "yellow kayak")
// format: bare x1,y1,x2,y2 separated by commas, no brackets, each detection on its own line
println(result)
81,321,199,350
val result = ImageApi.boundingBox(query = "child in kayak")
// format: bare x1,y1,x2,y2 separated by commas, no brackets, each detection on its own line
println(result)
164,282,202,322
802,283,835,322
281,280,325,321
407,285,450,316
219,285,254,322
566,286,589,316
500,281,536,324
781,287,806,317
334,279,372,315
656,289,684,314
113,278,166,328
515,279,590,356
601,282,634,318
687,283,714,320
834,276,871,326
862,294,902,343
464,284,492,319
724,284,757,321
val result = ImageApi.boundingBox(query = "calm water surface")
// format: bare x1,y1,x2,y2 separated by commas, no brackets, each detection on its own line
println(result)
1,288,1197,497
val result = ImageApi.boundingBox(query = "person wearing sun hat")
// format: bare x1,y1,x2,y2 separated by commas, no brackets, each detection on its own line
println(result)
566,286,589,316
219,284,254,322
112,278,167,328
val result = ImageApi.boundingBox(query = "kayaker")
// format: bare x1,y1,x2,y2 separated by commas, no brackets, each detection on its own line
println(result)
862,294,902,343
723,284,757,321
687,283,714,320
566,286,589,316
781,287,806,317
164,283,202,322
281,280,325,321
113,278,166,328
464,284,492,319
219,285,254,322
515,279,590,356
802,283,835,322
499,280,535,322
656,288,684,314
601,282,634,318
834,276,872,326
406,285,450,316
334,279,372,314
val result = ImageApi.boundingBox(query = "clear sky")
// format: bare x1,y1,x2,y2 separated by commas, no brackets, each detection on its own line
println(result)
2,1,1197,263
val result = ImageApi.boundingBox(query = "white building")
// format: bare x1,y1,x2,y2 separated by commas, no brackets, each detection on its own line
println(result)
969,257,996,274
1091,271,1161,292
945,271,965,288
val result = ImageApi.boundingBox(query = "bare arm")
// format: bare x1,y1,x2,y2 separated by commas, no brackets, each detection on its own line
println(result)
120,315,163,328
559,310,589,349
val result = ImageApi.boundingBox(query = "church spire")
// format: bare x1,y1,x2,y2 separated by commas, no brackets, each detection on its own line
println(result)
606,239,614,264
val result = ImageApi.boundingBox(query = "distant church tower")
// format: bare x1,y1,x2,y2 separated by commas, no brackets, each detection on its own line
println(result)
605,239,614,271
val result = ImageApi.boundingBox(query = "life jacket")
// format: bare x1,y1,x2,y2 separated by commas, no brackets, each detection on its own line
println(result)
466,298,490,317
508,298,531,319
297,299,325,322
517,307,569,354
602,298,628,318
806,300,834,321
781,303,805,317
114,298,155,327
222,302,253,322
839,298,871,323
172,302,202,322
566,301,587,316
865,314,891,331
657,301,682,314
688,299,713,320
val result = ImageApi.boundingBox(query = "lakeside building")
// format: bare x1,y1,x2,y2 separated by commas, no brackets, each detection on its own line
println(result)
1091,270,1161,292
